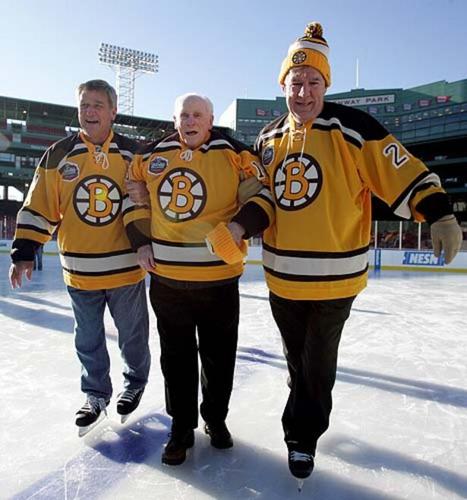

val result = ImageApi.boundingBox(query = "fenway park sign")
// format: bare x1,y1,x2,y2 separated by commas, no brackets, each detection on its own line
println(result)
329,94,395,106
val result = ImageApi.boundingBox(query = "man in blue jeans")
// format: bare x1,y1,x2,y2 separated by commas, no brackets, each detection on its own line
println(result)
9,79,151,434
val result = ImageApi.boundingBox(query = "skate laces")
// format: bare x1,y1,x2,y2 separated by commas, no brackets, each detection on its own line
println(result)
86,395,108,413
289,451,314,462
118,388,141,402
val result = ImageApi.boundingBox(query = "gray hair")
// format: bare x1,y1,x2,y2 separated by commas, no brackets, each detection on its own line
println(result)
173,93,214,118
76,79,118,108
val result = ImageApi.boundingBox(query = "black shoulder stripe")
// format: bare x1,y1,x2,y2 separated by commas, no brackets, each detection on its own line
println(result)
200,142,235,154
66,147,88,159
260,129,288,143
210,130,255,154
112,132,139,153
257,119,290,150
322,102,389,141
256,114,288,149
136,131,180,155
38,134,79,170
390,171,432,212
154,143,181,153
312,123,363,149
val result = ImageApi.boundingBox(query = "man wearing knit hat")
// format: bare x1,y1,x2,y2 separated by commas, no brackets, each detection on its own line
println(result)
208,22,462,481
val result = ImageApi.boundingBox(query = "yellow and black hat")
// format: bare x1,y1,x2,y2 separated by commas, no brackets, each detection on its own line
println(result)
278,22,331,87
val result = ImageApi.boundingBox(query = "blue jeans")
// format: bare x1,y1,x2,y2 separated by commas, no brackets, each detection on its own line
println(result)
67,280,151,400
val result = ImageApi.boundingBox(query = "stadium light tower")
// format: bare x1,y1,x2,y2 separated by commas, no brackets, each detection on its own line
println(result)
98,43,158,115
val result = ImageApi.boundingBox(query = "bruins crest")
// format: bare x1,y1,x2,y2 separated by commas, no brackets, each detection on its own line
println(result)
292,50,307,65
73,175,122,226
273,153,322,211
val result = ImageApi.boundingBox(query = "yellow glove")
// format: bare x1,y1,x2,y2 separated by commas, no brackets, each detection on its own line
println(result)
238,176,263,205
430,215,462,264
206,222,247,264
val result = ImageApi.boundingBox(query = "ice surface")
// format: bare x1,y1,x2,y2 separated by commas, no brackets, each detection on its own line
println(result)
1,254,466,499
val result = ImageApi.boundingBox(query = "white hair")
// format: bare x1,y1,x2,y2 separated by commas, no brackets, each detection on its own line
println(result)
173,93,214,118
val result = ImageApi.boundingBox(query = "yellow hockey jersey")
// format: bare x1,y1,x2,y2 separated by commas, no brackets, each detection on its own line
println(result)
238,102,447,300
124,130,259,283
14,131,145,290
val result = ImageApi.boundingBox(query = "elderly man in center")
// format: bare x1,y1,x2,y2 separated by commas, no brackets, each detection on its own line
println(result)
123,93,261,466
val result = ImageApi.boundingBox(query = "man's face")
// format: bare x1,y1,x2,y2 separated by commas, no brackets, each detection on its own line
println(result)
78,89,116,145
174,96,213,149
282,66,326,125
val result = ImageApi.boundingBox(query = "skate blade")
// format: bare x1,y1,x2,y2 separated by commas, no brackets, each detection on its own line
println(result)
120,413,131,424
297,479,304,492
77,412,106,437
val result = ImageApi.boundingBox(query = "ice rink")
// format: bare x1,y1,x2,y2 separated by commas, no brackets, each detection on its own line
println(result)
1,253,466,499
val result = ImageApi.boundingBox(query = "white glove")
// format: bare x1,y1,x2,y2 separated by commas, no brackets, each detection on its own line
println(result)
430,215,462,264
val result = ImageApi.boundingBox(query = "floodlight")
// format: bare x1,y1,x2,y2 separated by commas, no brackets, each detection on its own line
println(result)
98,43,159,115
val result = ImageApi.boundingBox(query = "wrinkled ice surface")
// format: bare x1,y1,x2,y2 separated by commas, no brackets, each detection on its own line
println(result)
1,253,466,499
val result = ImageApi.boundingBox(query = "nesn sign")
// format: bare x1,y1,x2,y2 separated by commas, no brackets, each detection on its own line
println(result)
402,251,445,266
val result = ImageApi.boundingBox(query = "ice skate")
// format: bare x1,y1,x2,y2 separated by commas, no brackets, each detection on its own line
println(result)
76,395,109,437
288,449,314,483
116,387,144,424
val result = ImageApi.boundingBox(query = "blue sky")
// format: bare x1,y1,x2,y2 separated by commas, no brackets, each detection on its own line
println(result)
1,0,466,123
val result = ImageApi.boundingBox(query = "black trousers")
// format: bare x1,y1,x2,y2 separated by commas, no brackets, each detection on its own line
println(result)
269,292,355,454
149,277,239,431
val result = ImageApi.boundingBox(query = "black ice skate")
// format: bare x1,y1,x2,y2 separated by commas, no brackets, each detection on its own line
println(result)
75,395,109,437
116,387,145,423
288,448,314,491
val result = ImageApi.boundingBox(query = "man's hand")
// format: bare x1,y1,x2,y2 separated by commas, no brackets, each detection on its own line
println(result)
9,261,34,289
238,177,263,205
126,180,150,205
136,244,155,271
430,215,463,264
227,222,246,245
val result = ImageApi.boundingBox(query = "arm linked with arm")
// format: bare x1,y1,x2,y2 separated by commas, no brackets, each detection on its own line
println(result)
123,153,152,251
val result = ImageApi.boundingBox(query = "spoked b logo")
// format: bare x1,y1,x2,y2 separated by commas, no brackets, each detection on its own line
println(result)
158,167,206,221
73,175,122,226
273,153,322,210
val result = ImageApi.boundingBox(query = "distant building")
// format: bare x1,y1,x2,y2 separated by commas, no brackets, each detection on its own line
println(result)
1,79,466,239
219,79,467,221
0,95,229,238
0,95,174,197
